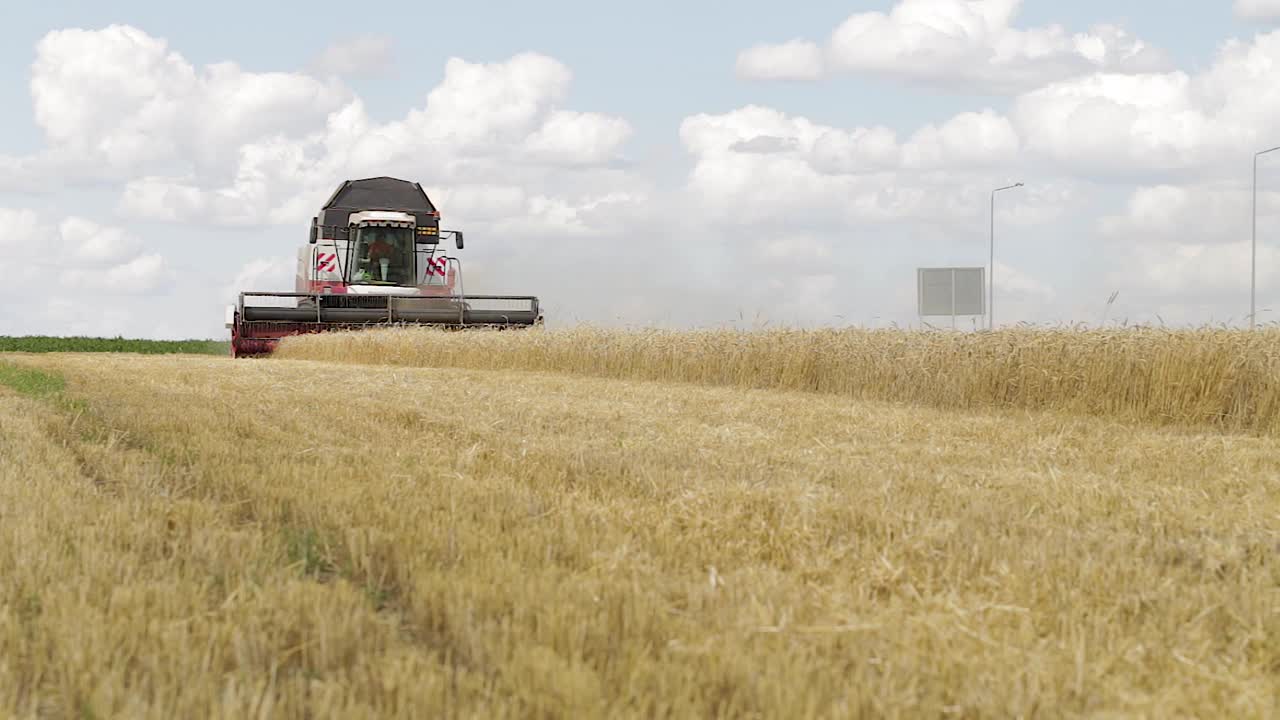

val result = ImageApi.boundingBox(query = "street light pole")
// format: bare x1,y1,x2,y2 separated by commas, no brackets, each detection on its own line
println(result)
990,182,1023,330
1253,147,1280,329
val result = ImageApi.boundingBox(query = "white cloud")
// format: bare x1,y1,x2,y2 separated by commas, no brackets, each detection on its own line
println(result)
736,40,824,81
993,260,1054,300
772,273,839,323
1058,175,1280,325
752,235,832,265
112,51,634,228
1108,239,1280,318
0,208,168,302
0,209,48,252
900,110,1021,169
1236,0,1280,22
474,190,648,240
413,54,579,151
1098,184,1263,246
1011,73,1220,175
60,217,143,264
677,105,1036,226
736,0,1169,93
62,254,168,294
0,212,147,271
683,105,1018,179
224,257,296,302
118,178,212,223
1094,182,1280,320
523,110,634,166
1009,32,1280,178
425,184,528,224
312,34,394,76
736,28,1280,184
13,24,348,182
0,206,208,337
807,126,901,174
997,182,1073,227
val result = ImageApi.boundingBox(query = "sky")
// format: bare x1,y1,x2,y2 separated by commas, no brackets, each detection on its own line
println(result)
4,0,1280,338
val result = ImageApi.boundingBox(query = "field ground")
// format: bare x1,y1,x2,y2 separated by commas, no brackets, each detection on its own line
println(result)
0,338,1277,717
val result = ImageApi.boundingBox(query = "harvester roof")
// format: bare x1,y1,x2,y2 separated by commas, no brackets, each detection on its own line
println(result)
322,177,437,214
316,177,440,232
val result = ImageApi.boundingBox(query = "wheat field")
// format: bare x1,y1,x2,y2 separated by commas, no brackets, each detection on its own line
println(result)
277,326,1280,435
1,328,1279,717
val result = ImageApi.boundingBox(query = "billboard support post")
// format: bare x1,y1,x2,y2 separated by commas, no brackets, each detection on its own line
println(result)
990,183,1023,330
951,272,957,329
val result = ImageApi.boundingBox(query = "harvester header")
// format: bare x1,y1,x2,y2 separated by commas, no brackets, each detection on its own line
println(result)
226,176,542,357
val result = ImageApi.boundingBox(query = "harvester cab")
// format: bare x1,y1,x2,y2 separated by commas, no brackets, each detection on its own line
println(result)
227,176,542,357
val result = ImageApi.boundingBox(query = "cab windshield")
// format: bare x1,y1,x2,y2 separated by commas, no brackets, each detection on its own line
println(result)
350,226,414,285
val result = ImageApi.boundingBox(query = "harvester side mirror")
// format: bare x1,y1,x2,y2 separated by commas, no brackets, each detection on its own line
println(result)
454,231,464,249
309,218,318,244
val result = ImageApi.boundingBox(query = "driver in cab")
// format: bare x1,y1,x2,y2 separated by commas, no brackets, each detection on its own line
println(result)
368,231,395,262
366,230,397,281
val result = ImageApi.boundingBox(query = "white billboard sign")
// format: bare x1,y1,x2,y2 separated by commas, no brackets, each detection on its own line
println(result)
917,267,986,318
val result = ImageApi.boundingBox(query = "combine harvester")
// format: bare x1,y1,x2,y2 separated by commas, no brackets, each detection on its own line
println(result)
227,177,542,357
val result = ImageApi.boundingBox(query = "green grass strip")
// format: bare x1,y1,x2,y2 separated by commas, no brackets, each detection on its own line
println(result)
0,362,66,398
0,336,229,355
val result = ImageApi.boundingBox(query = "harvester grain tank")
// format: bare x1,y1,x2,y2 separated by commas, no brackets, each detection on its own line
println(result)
227,177,542,357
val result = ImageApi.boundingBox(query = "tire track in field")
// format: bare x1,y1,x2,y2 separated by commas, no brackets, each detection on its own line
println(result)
0,357,493,716
1,355,496,684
